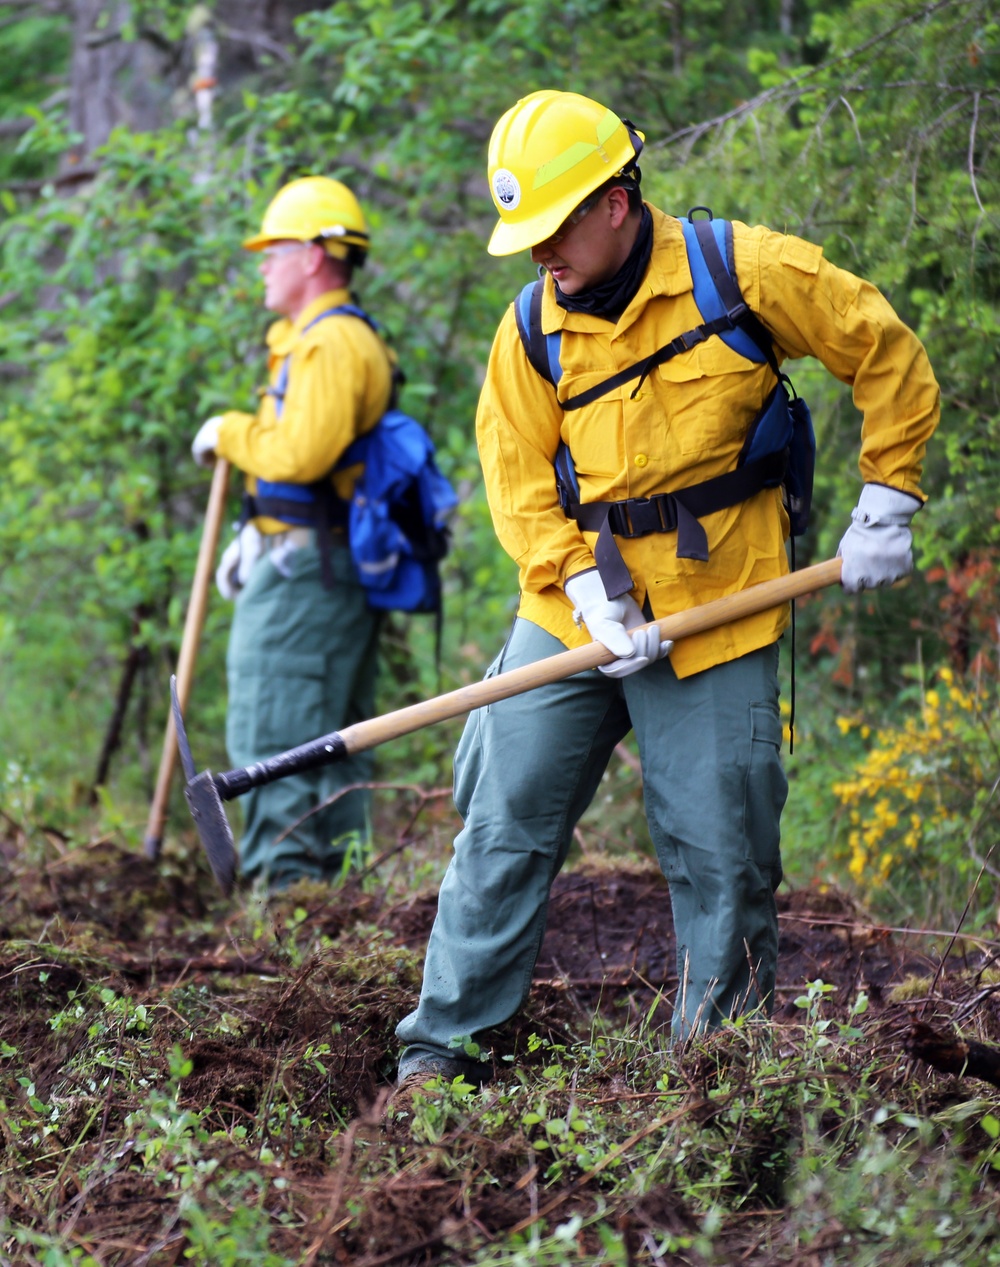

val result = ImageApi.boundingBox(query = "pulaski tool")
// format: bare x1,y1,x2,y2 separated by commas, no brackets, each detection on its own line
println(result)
145,457,231,861
174,558,843,894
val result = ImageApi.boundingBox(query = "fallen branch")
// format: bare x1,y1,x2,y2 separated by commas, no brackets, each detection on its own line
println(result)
117,953,282,980
532,974,673,990
905,1019,1000,1088
779,911,1000,953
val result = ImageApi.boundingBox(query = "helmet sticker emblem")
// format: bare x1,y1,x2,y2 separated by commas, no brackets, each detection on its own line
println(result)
492,168,521,211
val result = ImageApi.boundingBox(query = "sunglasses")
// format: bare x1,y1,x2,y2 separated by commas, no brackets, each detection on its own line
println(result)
261,242,312,260
545,188,605,245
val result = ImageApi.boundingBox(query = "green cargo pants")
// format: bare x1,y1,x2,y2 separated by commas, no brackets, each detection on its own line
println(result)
226,537,380,888
396,618,786,1074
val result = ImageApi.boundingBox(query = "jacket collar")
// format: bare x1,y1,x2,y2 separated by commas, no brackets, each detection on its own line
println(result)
266,287,354,354
540,205,691,337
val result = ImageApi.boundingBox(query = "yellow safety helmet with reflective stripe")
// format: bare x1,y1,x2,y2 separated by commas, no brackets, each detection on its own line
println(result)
243,176,370,260
486,90,643,256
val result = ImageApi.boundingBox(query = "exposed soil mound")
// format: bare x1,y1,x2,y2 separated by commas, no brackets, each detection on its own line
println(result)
2,837,998,1264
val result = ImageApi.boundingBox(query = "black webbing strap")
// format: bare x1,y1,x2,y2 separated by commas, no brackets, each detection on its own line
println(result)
514,277,745,409
561,313,741,411
241,492,314,525
518,225,797,624
240,488,348,590
517,221,785,412
312,484,335,590
788,532,796,754
566,448,787,598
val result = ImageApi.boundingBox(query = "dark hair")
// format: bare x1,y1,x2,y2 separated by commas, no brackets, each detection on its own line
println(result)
311,241,366,279
345,244,367,271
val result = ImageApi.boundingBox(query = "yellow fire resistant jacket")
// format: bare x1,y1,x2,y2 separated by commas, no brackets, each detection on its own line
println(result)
476,205,940,678
214,288,394,534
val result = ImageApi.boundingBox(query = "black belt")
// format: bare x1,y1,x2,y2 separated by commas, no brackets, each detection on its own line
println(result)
241,490,348,590
566,448,786,598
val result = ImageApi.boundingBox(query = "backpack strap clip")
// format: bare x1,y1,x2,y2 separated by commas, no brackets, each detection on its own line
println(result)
723,300,750,325
604,495,671,539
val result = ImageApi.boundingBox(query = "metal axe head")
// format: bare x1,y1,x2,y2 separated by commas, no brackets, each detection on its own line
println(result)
170,676,238,896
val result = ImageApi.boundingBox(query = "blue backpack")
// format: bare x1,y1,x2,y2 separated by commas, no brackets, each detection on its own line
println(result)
245,303,458,615
514,209,815,600
335,400,458,614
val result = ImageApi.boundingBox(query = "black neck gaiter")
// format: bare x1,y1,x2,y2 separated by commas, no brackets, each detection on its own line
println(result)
554,205,653,323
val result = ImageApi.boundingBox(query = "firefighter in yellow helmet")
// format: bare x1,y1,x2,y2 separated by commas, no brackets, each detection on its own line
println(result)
390,90,939,1094
240,175,371,257
191,176,393,890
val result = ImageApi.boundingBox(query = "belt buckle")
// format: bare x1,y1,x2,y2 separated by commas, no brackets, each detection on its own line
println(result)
623,497,667,538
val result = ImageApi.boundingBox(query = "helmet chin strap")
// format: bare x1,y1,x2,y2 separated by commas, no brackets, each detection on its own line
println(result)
619,117,644,185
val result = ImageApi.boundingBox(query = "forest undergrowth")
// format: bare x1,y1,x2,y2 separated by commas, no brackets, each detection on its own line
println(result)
2,787,1000,1266
0,1,998,1261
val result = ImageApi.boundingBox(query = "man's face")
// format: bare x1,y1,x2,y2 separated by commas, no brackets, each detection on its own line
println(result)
529,188,629,294
259,239,314,316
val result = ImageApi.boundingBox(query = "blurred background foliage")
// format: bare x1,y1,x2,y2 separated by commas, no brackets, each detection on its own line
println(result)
0,0,997,926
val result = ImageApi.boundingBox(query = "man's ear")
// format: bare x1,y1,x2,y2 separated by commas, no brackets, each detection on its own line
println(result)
314,247,351,288
607,185,634,231
302,242,329,277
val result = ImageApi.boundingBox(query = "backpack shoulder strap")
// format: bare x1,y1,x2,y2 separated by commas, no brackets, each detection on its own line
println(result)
272,303,384,415
302,301,379,334
512,223,779,413
514,279,562,386
684,214,781,376
321,300,401,395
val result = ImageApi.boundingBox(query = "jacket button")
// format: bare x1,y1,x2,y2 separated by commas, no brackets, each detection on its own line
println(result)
634,453,649,468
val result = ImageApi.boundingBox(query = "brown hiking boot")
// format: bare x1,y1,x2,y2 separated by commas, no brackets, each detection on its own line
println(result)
382,1058,483,1139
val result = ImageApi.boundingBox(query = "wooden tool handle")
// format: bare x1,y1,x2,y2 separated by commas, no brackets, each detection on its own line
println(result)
144,458,231,858
340,557,842,756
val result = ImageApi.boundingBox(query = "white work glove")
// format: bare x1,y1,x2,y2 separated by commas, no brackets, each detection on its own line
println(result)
192,415,224,468
838,483,922,594
565,569,673,679
215,523,264,600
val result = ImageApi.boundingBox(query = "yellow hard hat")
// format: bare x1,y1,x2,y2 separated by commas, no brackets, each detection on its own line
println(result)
242,176,370,259
487,90,643,256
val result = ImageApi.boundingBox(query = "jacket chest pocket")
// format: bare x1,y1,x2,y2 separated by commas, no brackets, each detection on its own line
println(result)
559,370,625,479
653,342,765,458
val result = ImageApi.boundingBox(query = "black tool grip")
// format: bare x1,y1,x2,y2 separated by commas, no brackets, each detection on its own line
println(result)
213,732,349,800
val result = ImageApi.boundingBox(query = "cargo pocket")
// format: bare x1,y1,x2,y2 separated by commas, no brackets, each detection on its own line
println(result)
742,702,787,884
226,651,328,767
452,622,520,815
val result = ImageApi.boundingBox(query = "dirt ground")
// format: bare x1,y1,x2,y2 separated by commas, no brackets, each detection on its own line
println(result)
388,863,943,1028
1,828,998,1264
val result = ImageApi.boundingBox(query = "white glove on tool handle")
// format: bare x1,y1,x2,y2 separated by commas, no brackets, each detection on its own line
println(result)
838,483,922,594
192,415,224,468
215,523,264,600
565,569,673,679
